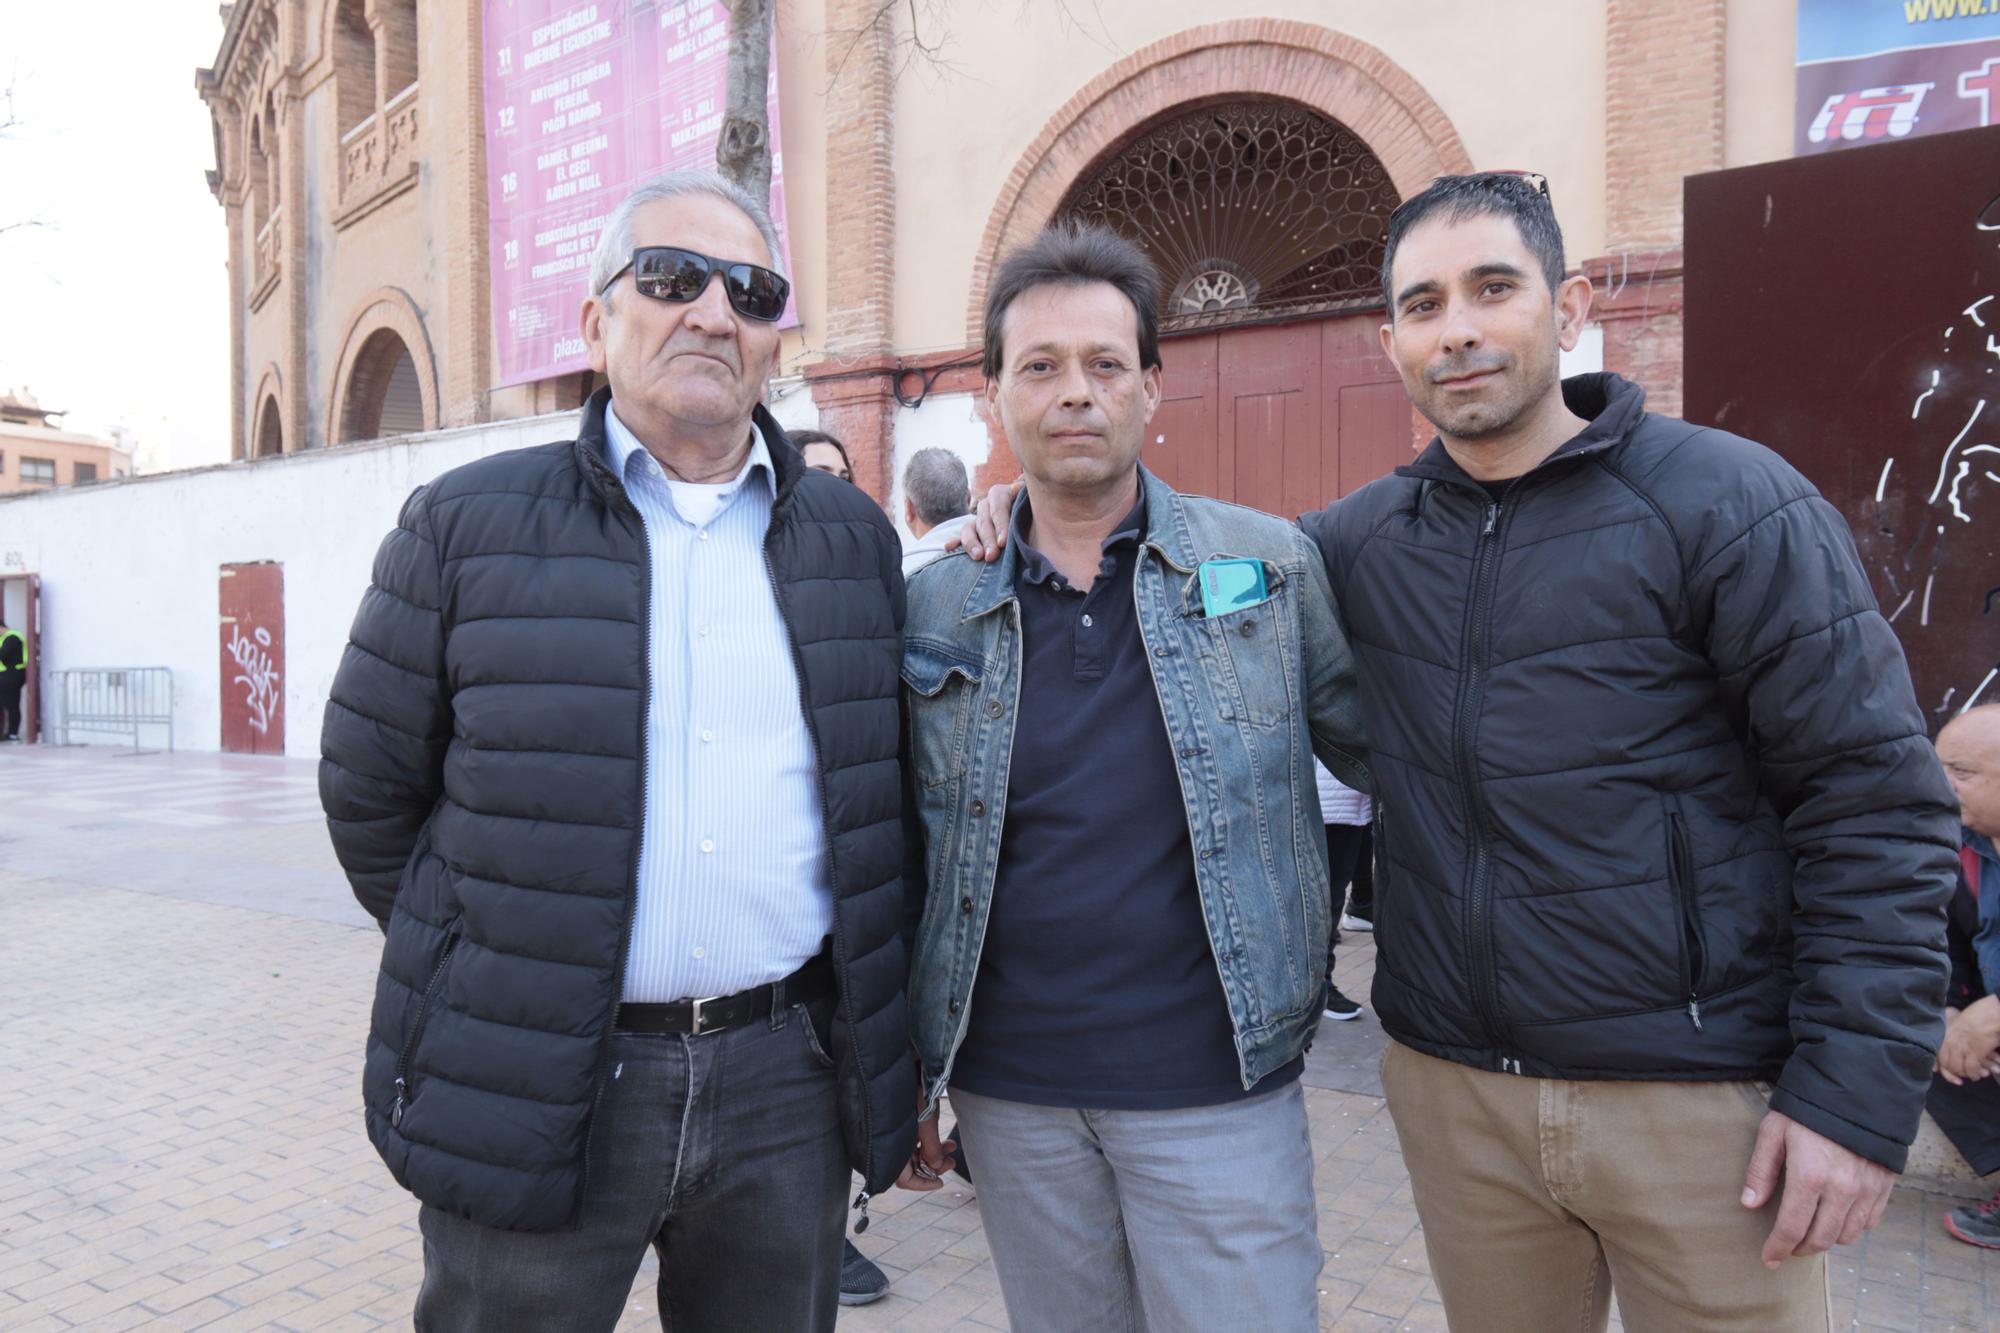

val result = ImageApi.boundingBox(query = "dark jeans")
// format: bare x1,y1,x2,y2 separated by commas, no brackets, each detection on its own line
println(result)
1323,823,1369,978
414,997,848,1332
0,675,21,738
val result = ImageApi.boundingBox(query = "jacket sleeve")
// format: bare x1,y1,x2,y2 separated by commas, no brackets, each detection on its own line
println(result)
1694,487,1957,1171
1292,523,1370,793
319,485,454,927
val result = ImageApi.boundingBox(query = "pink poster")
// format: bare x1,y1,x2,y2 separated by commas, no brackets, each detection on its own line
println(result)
482,1,795,387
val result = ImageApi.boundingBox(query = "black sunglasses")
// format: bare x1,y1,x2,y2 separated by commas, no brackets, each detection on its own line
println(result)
599,245,791,322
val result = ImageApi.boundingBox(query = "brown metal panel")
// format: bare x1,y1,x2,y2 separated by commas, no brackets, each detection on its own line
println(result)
218,562,286,755
1685,124,2000,727
1219,321,1324,516
1323,314,1409,500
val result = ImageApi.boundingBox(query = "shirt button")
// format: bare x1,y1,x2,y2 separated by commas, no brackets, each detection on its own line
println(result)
697,530,711,541
1081,614,1094,628
970,800,986,818
1239,619,1257,637
699,625,711,637
699,838,715,853
701,729,715,743
960,896,974,914
985,699,1003,718
948,998,962,1014
692,946,706,959
1199,848,1213,859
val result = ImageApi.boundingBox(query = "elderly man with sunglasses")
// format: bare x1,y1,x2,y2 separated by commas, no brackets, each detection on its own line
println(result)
321,170,916,1332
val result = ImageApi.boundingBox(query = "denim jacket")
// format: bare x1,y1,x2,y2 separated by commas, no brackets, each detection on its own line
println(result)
900,467,1370,1114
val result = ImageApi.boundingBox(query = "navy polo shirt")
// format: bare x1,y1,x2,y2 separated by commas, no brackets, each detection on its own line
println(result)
947,489,1303,1110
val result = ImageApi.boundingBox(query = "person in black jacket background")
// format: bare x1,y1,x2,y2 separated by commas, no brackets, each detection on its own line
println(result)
319,171,915,1332
1301,173,1958,1331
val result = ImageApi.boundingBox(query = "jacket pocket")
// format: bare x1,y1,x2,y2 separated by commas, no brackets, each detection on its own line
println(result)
900,641,983,788
393,922,460,1128
1202,560,1297,729
1665,799,1706,1031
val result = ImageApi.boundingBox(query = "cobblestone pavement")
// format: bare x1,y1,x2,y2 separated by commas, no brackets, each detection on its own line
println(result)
0,744,1991,1330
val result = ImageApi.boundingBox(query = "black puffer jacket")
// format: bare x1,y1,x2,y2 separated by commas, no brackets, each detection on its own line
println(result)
1302,374,1957,1170
320,389,916,1230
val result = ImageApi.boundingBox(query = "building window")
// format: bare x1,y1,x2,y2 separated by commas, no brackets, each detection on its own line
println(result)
21,457,55,485
335,0,376,138
255,392,284,457
1059,100,1402,331
380,0,419,100
73,462,98,484
338,328,428,442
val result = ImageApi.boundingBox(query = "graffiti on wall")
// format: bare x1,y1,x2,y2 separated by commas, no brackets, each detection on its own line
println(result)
225,624,282,734
218,561,286,754
1685,125,2000,729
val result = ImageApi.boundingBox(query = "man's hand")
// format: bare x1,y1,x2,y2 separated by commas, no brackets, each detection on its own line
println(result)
1741,1110,1895,1267
1938,994,2000,1086
894,1105,954,1191
948,481,1020,561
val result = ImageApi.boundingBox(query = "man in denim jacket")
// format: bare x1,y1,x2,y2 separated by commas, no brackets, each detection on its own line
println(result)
895,223,1369,1333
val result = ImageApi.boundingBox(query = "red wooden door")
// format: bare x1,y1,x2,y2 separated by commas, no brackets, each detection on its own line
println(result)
1146,331,1219,498
219,562,285,754
1155,311,1407,516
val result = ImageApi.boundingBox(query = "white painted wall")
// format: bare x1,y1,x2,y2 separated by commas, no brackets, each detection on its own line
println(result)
0,412,579,757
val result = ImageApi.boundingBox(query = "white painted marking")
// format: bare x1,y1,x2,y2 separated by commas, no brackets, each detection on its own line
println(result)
1949,461,1975,521
1912,369,1940,418
1921,573,1937,626
1876,457,1895,501
1931,400,1987,503
1969,295,1995,327
1966,669,1999,714
1887,590,1915,623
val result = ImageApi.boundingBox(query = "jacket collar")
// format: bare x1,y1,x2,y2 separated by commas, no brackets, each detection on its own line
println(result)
1396,373,1649,490
958,464,1195,622
572,385,805,512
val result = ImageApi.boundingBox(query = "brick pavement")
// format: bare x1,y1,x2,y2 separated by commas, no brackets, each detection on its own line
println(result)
0,744,1991,1330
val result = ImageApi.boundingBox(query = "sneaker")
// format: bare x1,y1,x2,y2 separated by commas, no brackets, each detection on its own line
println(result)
1945,1190,2000,1249
1322,986,1364,1021
1340,911,1373,932
839,1239,891,1306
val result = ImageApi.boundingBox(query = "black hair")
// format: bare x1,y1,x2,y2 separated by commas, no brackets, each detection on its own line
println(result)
1381,173,1567,314
789,429,852,477
981,220,1162,380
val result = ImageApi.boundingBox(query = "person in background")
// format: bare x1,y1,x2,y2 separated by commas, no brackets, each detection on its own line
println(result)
1341,822,1376,932
1315,758,1369,1021
1928,705,2000,1248
794,429,854,483
0,611,24,742
900,447,974,577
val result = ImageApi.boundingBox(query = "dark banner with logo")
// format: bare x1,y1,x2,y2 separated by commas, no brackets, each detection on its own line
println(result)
1796,0,2000,155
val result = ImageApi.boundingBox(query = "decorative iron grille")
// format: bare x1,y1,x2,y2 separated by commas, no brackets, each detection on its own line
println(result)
1058,101,1401,331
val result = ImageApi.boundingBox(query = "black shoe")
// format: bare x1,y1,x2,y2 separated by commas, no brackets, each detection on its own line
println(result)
1322,985,1364,1021
839,1239,891,1306
1946,1190,2000,1248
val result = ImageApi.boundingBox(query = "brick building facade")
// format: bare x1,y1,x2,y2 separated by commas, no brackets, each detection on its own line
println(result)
197,0,1799,513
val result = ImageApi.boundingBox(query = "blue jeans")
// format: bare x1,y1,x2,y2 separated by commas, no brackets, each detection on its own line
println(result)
949,1080,1322,1333
413,999,848,1332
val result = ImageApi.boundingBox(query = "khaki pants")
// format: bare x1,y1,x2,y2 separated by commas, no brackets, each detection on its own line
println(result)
1381,1040,1831,1332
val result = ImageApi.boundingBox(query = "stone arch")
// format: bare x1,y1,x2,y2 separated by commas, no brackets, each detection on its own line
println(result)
250,364,286,458
327,287,438,444
964,19,1473,341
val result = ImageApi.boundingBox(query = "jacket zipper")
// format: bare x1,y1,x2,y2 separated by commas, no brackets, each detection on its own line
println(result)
763,528,876,1232
1457,495,1513,1066
1667,807,1706,1032
392,925,461,1128
926,600,1021,1119
576,489,650,1222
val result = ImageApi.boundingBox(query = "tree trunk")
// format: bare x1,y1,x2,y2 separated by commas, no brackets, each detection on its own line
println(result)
716,0,776,206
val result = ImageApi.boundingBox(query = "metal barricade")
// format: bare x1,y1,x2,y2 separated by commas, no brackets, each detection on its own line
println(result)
51,667,174,751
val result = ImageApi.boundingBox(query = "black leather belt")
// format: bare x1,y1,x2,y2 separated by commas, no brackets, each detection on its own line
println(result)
615,951,834,1036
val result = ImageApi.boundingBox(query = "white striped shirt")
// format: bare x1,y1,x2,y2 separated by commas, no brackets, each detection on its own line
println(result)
603,404,833,1003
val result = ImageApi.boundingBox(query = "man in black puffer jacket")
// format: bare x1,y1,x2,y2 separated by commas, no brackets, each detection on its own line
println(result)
1301,174,1959,1332
320,172,914,1332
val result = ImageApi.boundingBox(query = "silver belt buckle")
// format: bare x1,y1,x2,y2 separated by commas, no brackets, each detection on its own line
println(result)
688,994,726,1034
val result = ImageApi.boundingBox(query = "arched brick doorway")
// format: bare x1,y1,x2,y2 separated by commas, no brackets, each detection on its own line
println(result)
1059,98,1412,515
969,21,1470,510
327,288,438,445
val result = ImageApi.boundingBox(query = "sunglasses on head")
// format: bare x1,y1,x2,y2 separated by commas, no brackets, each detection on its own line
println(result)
1488,169,1552,202
599,246,791,322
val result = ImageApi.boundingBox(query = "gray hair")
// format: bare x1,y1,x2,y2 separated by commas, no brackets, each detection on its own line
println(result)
903,448,971,526
588,170,785,307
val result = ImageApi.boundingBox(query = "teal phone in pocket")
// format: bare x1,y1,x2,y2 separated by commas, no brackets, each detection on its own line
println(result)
1198,558,1269,617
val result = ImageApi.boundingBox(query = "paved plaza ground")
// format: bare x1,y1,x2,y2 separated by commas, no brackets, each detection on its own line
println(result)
0,743,1994,1330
